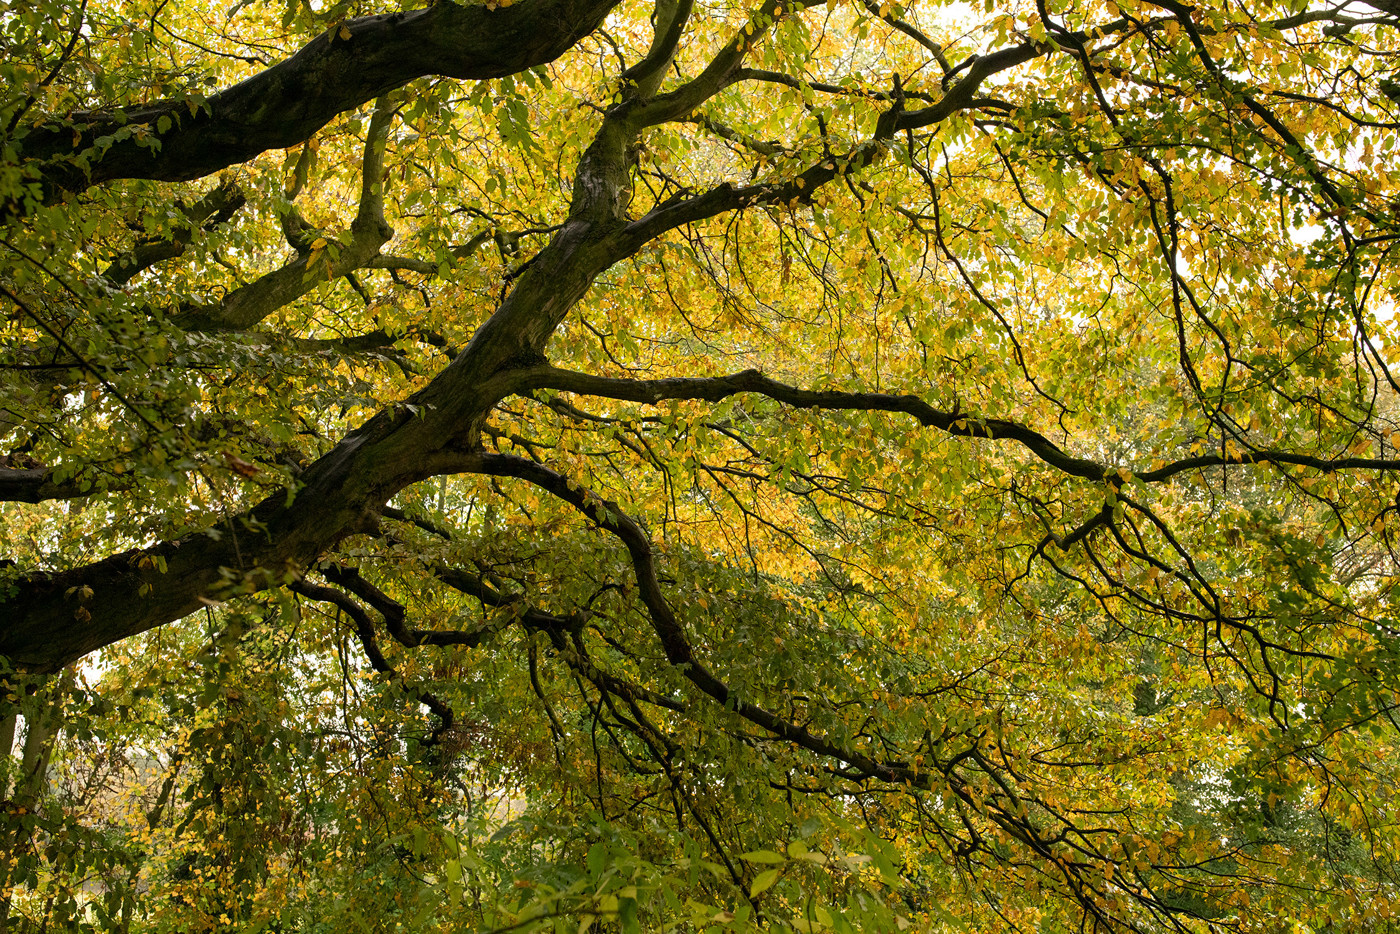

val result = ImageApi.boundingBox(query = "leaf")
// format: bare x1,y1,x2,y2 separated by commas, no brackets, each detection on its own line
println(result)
739,850,786,864
619,897,639,934
749,868,780,897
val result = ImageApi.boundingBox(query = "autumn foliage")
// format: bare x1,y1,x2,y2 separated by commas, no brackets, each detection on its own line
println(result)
3,0,1400,930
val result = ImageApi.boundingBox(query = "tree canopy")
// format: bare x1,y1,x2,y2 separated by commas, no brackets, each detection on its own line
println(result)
2,0,1400,930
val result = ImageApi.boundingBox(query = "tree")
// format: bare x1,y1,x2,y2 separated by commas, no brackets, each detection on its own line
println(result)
2,0,1400,929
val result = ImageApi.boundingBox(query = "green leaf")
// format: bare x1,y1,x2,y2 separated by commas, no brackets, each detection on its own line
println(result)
749,868,781,897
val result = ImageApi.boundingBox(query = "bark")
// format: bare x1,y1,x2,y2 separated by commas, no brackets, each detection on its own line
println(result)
15,0,624,195
0,467,95,503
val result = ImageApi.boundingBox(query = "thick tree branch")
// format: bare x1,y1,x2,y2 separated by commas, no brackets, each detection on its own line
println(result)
213,328,411,357
321,562,530,649
0,466,94,503
172,235,385,333
16,0,624,196
353,97,397,238
619,0,692,100
623,0,823,130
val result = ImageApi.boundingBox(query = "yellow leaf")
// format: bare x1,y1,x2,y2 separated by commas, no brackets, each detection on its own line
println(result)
338,23,352,40
740,849,785,863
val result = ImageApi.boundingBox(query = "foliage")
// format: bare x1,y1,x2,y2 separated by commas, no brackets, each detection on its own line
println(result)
3,0,1400,930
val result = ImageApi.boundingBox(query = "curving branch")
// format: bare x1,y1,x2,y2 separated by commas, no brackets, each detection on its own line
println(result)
462,450,1213,931
517,366,1108,480
289,575,456,743
465,450,907,772
173,98,398,333
101,177,246,285
322,562,542,649
618,0,693,100
514,365,1400,485
14,0,624,199
611,36,1049,256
